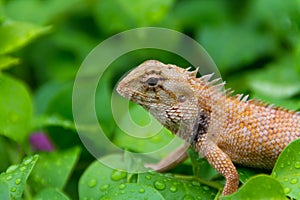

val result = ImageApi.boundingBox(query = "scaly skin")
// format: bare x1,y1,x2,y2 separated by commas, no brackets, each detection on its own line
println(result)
116,60,300,195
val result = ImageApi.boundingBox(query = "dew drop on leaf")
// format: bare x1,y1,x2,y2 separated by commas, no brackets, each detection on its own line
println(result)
100,184,110,191
15,178,21,185
284,187,291,194
294,161,300,169
290,178,298,184
20,166,26,172
139,188,145,193
192,181,200,186
119,183,126,190
145,175,151,180
88,179,97,188
6,165,18,173
202,186,210,191
169,185,177,192
23,157,32,165
111,169,127,181
154,180,166,190
6,175,12,181
10,187,16,192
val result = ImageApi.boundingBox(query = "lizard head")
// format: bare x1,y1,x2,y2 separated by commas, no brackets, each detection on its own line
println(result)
116,60,200,133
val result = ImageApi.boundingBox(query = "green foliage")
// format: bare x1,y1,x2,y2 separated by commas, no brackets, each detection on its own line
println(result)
33,188,70,200
221,175,286,200
79,156,217,199
0,155,38,200
0,0,299,199
29,147,80,192
0,75,32,142
272,139,300,199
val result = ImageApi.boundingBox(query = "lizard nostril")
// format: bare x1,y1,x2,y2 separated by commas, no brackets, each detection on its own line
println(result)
146,77,158,86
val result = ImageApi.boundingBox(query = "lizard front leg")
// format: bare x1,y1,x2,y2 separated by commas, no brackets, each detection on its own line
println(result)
198,141,239,196
145,143,189,172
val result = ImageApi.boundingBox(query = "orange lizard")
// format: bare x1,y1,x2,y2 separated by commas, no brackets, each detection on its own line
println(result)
116,60,300,195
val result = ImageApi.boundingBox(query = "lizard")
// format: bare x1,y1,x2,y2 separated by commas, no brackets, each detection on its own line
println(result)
116,60,300,196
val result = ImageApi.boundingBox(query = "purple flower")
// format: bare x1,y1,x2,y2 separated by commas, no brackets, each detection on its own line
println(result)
29,132,54,152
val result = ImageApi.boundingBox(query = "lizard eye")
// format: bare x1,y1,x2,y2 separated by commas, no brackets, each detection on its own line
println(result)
146,77,158,86
177,95,186,103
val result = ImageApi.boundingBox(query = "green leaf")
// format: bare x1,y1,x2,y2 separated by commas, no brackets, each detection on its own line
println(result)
237,167,264,184
249,0,300,40
79,156,128,199
93,0,174,34
0,20,50,54
33,188,70,200
138,171,217,199
0,180,10,200
0,155,39,200
113,104,175,155
247,57,300,99
199,23,277,72
4,0,84,25
33,81,68,115
272,139,300,199
222,175,285,200
0,74,32,143
29,147,80,192
188,148,219,180
0,55,19,71
100,183,164,200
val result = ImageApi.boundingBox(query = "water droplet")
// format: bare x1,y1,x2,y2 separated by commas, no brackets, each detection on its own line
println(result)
111,170,127,181
23,158,32,165
284,187,291,194
182,194,194,200
20,166,26,172
287,161,291,166
149,171,156,175
139,188,145,193
119,183,126,190
6,175,12,181
280,163,285,168
290,178,298,184
100,184,110,191
173,181,179,186
170,185,177,192
15,178,21,185
154,180,166,190
284,178,289,182
295,161,300,169
6,165,18,173
145,175,151,180
273,171,278,177
192,181,200,187
10,187,16,192
202,186,210,191
88,179,97,188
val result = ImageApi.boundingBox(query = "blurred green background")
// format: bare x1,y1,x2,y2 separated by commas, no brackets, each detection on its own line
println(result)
0,0,300,199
